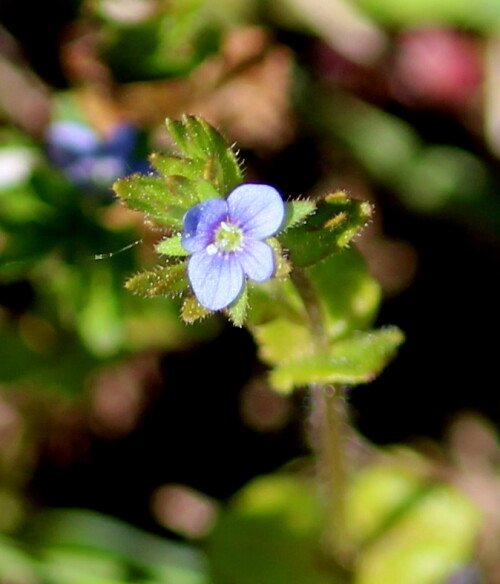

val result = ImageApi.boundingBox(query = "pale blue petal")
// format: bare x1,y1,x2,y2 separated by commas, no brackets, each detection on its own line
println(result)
237,239,274,282
182,198,228,253
188,251,244,310
227,184,285,239
46,121,99,156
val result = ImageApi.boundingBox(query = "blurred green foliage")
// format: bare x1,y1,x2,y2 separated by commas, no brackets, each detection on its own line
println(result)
208,455,479,584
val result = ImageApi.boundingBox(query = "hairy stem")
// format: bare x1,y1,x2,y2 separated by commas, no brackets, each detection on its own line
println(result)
291,268,351,566
319,385,350,563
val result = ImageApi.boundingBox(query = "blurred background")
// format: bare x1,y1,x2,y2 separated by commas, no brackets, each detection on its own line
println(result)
1,0,500,582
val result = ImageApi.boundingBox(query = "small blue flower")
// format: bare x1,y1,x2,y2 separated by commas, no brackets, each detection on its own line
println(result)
181,184,285,311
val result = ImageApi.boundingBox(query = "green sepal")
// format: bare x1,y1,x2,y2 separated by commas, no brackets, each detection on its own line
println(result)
113,174,195,228
125,263,188,297
279,191,373,267
181,295,212,323
270,326,404,393
226,286,248,327
165,115,243,195
267,237,292,279
282,199,316,231
155,235,189,256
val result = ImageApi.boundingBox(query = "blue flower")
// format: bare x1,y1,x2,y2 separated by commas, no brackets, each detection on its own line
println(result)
45,121,149,191
181,184,285,311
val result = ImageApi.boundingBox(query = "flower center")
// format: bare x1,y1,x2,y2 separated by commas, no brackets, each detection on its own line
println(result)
211,221,244,253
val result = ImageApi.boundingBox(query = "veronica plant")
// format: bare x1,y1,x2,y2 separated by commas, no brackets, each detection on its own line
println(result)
114,115,404,566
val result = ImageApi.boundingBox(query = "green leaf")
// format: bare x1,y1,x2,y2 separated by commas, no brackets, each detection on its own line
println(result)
149,153,205,179
346,452,430,545
282,199,317,231
252,317,315,364
150,154,222,201
0,320,100,395
77,265,123,357
29,509,209,583
113,174,194,228
246,277,305,326
194,179,222,201
99,0,220,82
165,175,200,206
270,327,404,393
208,474,341,584
280,191,373,267
41,547,126,583
156,234,189,256
351,459,481,584
116,116,243,235
306,248,382,340
181,295,212,323
250,249,381,372
0,536,38,582
353,0,500,29
125,263,188,297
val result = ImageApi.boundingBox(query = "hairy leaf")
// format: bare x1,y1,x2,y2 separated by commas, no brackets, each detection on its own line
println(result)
165,115,243,195
125,263,188,297
113,175,190,228
306,248,382,339
282,199,316,231
149,153,205,179
280,191,373,267
270,327,404,393
155,235,189,256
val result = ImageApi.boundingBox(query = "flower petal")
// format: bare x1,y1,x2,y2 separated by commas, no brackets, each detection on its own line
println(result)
182,198,228,253
188,251,244,310
227,184,285,239
238,239,275,282
46,121,99,167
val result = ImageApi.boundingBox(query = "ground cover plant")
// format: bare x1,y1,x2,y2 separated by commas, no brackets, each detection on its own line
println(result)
1,0,500,582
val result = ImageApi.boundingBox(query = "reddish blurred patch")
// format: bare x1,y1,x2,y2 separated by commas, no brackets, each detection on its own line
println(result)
391,28,482,111
240,378,292,433
150,483,217,538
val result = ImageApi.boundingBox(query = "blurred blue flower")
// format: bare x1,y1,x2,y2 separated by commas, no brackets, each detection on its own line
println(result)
181,184,285,310
45,121,148,191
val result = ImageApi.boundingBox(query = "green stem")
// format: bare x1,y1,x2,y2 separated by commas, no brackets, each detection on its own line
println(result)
290,269,328,351
291,268,351,566
319,385,350,562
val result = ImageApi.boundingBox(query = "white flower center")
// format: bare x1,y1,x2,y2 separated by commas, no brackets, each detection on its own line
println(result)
213,221,244,253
